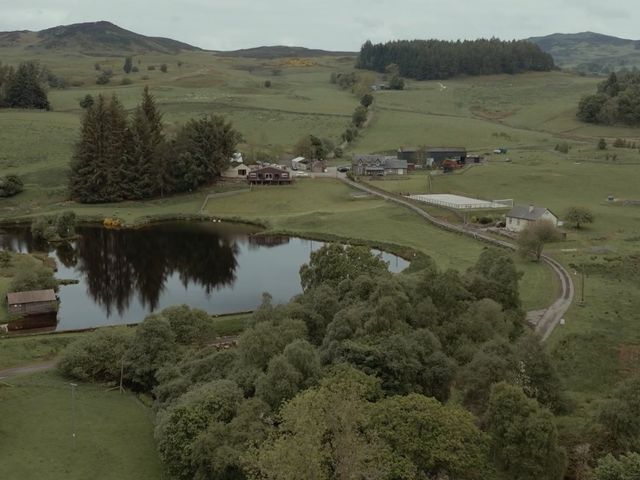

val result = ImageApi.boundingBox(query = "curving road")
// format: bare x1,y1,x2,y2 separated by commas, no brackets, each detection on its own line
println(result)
341,178,574,341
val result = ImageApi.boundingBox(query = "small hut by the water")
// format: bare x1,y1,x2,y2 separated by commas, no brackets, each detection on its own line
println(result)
6,289,58,316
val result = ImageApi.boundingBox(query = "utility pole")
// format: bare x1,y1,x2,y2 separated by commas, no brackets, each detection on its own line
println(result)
70,383,78,449
119,357,125,394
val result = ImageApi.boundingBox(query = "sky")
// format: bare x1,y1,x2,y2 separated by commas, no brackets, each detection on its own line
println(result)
0,0,637,51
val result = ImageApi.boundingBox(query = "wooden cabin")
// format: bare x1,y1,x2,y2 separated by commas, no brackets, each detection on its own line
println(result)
6,289,58,316
247,166,292,185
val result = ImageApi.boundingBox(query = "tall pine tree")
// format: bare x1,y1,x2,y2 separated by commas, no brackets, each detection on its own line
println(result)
128,87,167,198
69,95,130,203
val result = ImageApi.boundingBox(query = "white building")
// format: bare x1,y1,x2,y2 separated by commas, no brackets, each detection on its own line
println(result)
291,157,308,171
222,155,249,179
506,205,559,232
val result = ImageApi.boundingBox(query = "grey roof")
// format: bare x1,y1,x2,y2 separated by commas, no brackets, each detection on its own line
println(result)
352,155,407,170
384,158,408,169
7,289,56,305
427,147,467,153
507,205,554,221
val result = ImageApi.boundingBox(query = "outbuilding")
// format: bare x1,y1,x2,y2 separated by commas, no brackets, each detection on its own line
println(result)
506,205,559,232
6,289,58,317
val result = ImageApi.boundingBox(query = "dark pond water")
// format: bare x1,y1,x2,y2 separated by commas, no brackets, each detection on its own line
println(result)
0,222,408,331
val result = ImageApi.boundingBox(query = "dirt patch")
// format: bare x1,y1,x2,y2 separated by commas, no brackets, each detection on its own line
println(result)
619,344,640,375
470,106,517,121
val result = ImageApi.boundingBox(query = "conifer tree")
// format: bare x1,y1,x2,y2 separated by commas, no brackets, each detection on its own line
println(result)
129,87,166,198
4,61,50,110
69,95,130,202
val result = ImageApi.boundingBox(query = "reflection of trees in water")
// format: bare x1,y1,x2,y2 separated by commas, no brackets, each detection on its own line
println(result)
74,225,239,316
0,228,49,253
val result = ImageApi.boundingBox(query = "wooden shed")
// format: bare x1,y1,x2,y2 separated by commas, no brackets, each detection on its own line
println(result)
6,289,58,316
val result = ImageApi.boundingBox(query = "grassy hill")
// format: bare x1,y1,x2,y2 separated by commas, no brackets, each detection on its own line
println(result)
529,31,640,73
0,20,200,55
217,45,356,59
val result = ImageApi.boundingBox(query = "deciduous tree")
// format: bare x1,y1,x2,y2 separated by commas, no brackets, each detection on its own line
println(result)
517,220,560,261
485,382,566,480
565,206,595,229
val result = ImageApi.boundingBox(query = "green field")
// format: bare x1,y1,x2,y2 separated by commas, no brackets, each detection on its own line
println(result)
0,371,162,480
2,44,640,446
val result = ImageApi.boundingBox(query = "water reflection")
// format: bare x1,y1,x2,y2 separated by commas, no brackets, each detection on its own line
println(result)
73,225,239,315
0,222,409,331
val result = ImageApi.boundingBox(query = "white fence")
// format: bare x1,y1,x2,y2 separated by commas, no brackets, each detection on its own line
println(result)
408,194,513,210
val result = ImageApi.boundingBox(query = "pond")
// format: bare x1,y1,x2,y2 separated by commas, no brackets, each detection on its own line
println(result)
0,222,408,332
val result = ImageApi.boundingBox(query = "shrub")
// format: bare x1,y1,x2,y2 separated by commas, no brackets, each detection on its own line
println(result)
0,175,24,197
120,77,133,85
131,66,139,73
9,264,58,293
555,142,570,154
264,80,271,88
598,138,607,150
147,65,156,71
160,64,168,73
96,70,112,85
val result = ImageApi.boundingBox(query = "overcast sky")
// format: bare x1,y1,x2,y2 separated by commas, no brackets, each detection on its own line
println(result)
0,0,636,51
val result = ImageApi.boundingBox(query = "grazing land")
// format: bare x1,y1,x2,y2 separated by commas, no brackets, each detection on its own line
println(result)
2,40,640,439
0,370,162,480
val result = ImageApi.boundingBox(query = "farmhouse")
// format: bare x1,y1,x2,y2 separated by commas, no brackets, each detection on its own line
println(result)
352,155,408,176
247,166,292,185
6,289,58,317
222,159,249,179
506,205,559,232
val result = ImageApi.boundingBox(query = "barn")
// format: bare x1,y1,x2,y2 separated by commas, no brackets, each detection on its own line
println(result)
427,147,467,167
6,289,58,317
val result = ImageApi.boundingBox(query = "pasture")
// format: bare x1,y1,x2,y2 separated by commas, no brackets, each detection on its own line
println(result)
2,44,640,409
0,371,163,480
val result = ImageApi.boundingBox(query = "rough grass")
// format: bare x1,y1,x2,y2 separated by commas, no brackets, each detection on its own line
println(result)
0,333,78,369
0,370,163,480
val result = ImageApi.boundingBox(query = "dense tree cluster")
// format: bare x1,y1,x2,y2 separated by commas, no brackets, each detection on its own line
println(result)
69,87,242,203
0,61,50,110
577,72,640,125
57,244,579,479
356,39,555,80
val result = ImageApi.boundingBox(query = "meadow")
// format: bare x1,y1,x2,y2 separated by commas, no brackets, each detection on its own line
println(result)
1,44,640,431
0,371,163,480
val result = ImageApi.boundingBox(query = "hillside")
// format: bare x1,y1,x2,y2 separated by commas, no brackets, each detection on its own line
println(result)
529,31,640,73
0,21,200,55
217,45,355,59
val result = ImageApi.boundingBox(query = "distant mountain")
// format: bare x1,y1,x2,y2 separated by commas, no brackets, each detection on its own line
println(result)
528,32,640,74
0,21,200,55
216,45,356,59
